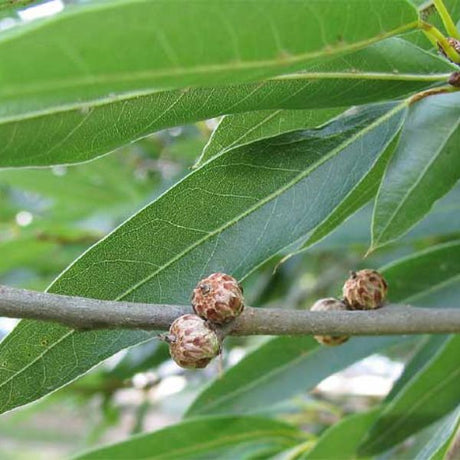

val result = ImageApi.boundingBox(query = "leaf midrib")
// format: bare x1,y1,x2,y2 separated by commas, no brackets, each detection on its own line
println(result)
0,69,443,126
0,21,418,99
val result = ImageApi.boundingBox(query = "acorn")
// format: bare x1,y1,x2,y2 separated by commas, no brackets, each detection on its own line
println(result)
310,298,349,346
342,269,388,310
167,314,220,369
192,272,244,324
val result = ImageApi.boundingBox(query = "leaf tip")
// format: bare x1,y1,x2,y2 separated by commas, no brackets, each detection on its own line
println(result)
364,246,375,258
273,253,292,274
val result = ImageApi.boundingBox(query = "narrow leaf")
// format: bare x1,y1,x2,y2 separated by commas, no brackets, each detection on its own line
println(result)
302,409,380,459
402,182,460,242
415,405,460,460
386,335,450,402
292,131,400,252
185,336,406,417
372,92,460,249
309,184,460,251
381,240,460,304
0,0,418,105
0,102,405,414
195,108,344,168
193,38,453,167
1,37,452,167
73,416,305,460
359,335,460,455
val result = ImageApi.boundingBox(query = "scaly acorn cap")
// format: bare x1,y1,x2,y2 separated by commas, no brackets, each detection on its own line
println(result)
192,272,244,324
342,269,388,310
168,314,220,369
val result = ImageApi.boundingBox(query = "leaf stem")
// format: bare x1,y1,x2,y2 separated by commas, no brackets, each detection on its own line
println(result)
1,285,460,335
420,21,460,63
408,84,459,104
433,0,460,39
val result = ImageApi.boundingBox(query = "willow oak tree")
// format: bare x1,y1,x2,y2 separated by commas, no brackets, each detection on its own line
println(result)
0,0,459,458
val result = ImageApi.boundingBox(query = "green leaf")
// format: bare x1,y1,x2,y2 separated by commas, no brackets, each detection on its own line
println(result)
185,336,406,417
309,183,460,252
301,409,380,459
1,36,452,167
0,0,418,105
291,130,400,252
381,240,460,304
195,108,344,168
385,335,450,402
359,335,460,455
185,240,460,418
0,102,405,414
402,182,460,242
405,1,460,49
420,1,460,39
425,0,460,22
415,405,460,460
192,37,453,167
372,92,460,249
73,415,305,460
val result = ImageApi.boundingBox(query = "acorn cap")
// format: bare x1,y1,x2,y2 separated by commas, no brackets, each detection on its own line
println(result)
342,269,388,310
168,314,220,369
192,272,244,324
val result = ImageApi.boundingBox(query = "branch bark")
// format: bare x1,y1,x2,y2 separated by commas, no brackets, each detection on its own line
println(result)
1,285,460,336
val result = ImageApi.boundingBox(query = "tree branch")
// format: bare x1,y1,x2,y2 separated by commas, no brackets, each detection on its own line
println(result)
1,285,460,336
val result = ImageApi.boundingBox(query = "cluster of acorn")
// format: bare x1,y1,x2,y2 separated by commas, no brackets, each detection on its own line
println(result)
164,269,388,369
165,273,245,369
311,269,388,346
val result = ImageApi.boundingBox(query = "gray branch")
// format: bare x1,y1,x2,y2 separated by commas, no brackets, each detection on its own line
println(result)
1,285,460,336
